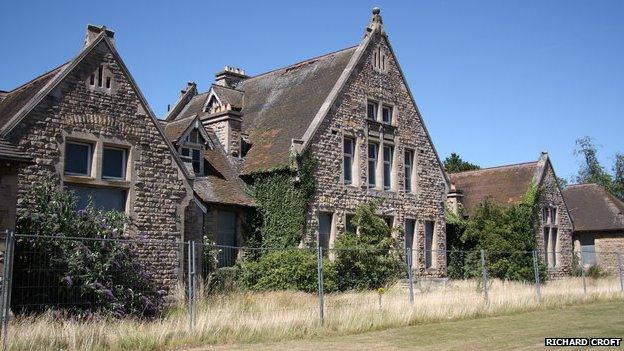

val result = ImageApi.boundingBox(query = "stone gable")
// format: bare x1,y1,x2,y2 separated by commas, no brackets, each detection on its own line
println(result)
6,41,194,291
306,32,448,277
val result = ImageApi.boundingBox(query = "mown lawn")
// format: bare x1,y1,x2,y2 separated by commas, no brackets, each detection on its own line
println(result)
198,300,624,350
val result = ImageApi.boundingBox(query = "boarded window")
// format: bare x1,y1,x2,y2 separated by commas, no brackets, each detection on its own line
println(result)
318,212,332,250
216,211,237,267
67,185,126,212
579,235,597,266
424,221,435,268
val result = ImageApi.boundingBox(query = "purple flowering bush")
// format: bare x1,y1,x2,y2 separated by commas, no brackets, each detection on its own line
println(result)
12,177,164,318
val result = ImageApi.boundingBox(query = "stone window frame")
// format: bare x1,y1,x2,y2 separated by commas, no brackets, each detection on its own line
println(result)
365,98,396,126
86,64,116,94
60,131,135,216
372,45,388,73
382,145,393,190
542,204,560,268
64,140,94,177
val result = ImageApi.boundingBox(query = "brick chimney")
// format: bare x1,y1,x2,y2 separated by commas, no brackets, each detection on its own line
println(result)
84,24,115,47
214,66,248,88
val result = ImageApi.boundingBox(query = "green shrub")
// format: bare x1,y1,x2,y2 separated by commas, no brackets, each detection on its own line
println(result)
205,267,241,294
238,250,336,293
586,265,609,278
334,201,404,290
13,176,164,318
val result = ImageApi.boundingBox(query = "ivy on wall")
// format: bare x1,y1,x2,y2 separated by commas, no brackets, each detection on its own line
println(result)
249,153,316,249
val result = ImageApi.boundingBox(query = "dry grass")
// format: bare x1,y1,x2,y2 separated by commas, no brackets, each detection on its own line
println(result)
7,277,624,351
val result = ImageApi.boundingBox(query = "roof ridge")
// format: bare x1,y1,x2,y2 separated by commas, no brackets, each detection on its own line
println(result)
451,160,538,175
566,183,601,188
243,45,358,81
211,84,244,93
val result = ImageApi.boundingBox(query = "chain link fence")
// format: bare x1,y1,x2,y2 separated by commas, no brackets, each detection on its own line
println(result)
0,230,623,349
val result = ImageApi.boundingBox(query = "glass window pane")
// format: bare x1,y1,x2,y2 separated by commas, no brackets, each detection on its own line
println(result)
425,221,435,268
64,142,91,175
382,106,392,123
67,185,126,212
367,102,377,120
344,156,352,184
345,214,356,234
368,144,377,187
192,149,201,173
102,147,126,179
182,148,190,157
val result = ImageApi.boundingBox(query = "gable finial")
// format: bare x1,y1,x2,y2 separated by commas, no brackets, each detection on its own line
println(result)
365,6,385,37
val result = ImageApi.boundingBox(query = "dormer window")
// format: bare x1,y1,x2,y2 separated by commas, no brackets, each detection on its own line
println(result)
179,126,206,176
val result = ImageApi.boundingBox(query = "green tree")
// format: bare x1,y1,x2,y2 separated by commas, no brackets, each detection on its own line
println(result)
574,136,613,189
333,201,404,290
443,153,480,173
612,153,624,200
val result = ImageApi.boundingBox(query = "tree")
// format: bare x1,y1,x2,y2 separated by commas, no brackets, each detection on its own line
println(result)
612,153,624,200
444,153,480,173
574,136,613,189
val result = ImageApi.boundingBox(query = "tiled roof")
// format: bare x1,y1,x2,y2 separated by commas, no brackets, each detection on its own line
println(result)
0,63,68,130
450,162,538,216
194,147,254,207
237,46,357,174
0,137,30,162
162,115,196,142
563,183,624,232
170,46,357,175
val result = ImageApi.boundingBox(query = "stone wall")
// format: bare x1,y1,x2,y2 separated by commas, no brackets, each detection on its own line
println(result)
305,33,448,277
536,162,574,277
588,232,623,274
6,42,193,293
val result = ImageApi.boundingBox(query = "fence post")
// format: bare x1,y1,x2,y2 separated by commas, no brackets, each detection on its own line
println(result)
316,246,324,326
580,253,587,295
532,250,541,303
617,252,623,293
1,230,15,351
187,241,196,331
406,247,414,304
480,249,489,305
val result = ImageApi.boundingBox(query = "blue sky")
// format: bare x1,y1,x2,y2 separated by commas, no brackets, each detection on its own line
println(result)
1,0,622,181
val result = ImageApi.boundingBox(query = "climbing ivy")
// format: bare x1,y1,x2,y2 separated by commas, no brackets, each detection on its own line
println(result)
249,153,316,249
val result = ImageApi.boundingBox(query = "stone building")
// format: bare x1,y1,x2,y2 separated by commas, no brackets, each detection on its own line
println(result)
163,8,450,276
447,152,574,277
563,183,624,273
0,25,201,290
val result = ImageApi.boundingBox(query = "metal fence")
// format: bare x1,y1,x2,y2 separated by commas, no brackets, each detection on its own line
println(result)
0,230,623,349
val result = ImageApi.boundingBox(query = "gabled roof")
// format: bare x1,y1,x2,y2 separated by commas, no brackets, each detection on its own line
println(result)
162,115,203,143
0,62,68,129
211,85,244,109
563,183,624,232
450,161,539,216
0,27,195,184
237,46,357,174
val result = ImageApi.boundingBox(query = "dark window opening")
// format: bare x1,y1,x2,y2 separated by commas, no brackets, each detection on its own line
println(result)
64,142,92,176
404,150,414,192
216,211,237,267
105,77,111,89
102,147,126,179
89,74,95,85
368,143,377,188
343,137,354,185
367,102,378,120
192,149,202,174
97,65,103,87
345,214,356,234
382,105,393,124
383,146,393,190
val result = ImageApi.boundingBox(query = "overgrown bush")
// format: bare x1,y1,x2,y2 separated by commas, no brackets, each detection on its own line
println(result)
448,184,548,282
238,250,337,293
12,177,164,318
334,201,404,290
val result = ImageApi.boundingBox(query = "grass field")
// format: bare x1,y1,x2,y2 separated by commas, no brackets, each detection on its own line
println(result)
7,277,624,350
197,300,624,350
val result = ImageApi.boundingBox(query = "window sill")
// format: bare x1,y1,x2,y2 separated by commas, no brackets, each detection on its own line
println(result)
64,175,131,188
